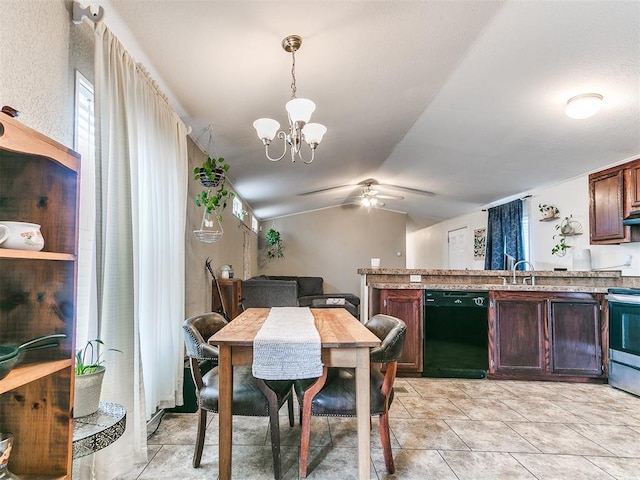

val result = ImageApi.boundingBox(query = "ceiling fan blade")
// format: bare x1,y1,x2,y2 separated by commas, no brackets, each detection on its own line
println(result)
298,184,356,196
380,183,435,196
376,194,404,200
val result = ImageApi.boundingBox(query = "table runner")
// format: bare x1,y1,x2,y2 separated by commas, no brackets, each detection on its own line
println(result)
252,307,323,380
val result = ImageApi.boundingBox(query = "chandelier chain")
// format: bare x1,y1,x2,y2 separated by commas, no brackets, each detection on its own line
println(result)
290,49,297,99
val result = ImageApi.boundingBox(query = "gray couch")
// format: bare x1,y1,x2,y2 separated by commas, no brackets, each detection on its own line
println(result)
241,276,360,317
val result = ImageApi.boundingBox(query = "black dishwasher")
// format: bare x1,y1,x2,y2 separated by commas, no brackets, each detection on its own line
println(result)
423,290,489,379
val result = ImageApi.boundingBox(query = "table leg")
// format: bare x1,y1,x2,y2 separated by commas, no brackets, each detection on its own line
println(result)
355,347,370,480
218,345,233,480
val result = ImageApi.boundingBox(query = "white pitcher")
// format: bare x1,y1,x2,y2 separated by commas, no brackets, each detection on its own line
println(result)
0,221,44,251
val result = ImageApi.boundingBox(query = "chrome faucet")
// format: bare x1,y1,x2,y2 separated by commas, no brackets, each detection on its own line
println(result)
512,260,535,284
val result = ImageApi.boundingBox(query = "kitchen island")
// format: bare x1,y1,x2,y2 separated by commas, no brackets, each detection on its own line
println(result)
359,269,640,382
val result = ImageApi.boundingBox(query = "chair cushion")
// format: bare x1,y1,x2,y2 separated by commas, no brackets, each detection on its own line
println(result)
201,365,293,416
294,367,393,417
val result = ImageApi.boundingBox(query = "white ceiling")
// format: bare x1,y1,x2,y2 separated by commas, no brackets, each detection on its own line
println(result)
105,0,640,231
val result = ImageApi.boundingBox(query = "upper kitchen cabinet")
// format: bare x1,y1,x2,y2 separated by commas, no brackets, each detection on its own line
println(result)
589,159,640,244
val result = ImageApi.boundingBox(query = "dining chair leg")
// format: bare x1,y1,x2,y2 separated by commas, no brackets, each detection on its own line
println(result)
379,411,395,473
256,380,283,480
299,367,328,478
193,408,207,467
287,392,295,427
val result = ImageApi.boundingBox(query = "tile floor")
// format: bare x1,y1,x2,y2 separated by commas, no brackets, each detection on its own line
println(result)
118,378,640,479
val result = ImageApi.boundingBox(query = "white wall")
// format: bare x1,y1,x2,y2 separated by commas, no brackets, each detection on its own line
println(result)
408,172,640,275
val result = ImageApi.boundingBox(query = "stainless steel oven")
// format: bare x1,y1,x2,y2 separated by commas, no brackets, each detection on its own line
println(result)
607,288,640,396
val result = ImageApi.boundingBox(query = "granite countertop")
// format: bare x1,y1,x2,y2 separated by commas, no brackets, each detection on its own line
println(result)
359,268,640,293
366,283,610,293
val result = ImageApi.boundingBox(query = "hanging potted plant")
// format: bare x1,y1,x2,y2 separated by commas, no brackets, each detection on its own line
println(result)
193,169,234,243
194,154,229,188
265,227,284,260
74,339,121,417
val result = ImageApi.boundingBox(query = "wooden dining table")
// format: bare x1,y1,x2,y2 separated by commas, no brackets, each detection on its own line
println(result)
209,307,381,480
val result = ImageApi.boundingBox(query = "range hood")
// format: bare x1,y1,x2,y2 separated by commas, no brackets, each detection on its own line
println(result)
623,210,640,226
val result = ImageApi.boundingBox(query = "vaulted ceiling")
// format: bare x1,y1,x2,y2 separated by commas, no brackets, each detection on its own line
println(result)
106,0,640,231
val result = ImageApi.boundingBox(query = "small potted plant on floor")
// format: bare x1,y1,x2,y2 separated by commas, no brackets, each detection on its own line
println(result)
74,339,121,417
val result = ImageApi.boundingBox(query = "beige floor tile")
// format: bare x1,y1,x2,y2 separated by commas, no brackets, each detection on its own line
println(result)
452,380,515,399
327,416,400,449
512,453,615,479
372,448,458,479
398,396,468,419
498,380,571,400
440,450,536,479
392,378,420,396
568,423,640,457
405,378,470,398
507,421,614,455
500,398,585,423
445,419,539,453
586,455,640,480
303,446,377,479
450,397,527,421
390,418,470,450
551,399,640,426
388,396,412,418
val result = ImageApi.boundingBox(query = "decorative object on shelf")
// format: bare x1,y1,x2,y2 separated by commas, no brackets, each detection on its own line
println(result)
551,237,570,256
538,203,559,220
555,215,583,236
74,339,122,418
253,35,327,164
0,221,44,251
565,93,603,119
265,227,284,260
0,433,20,479
0,334,65,380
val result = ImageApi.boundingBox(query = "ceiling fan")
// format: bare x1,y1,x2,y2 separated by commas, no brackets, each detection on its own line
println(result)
344,183,403,208
298,178,435,198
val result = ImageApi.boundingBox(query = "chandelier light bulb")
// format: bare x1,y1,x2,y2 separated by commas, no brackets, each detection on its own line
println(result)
286,98,316,124
253,118,280,141
565,93,603,119
302,123,327,146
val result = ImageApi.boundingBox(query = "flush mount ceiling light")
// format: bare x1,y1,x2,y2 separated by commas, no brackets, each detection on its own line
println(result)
253,35,327,164
565,93,603,119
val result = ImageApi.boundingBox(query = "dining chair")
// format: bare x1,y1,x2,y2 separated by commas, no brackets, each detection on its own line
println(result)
182,312,295,480
294,313,406,477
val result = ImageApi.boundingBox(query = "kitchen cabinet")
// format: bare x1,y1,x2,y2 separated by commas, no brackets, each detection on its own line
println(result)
379,289,422,374
0,114,78,476
489,291,605,381
491,293,546,374
589,160,640,244
212,278,242,319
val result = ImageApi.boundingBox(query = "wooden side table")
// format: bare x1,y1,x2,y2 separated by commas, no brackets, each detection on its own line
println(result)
73,402,126,458
212,278,243,319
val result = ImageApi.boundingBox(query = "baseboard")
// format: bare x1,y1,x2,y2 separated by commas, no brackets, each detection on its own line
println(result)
146,408,165,439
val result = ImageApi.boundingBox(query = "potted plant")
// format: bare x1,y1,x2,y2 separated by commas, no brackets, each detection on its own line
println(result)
194,154,229,188
538,203,559,220
74,339,121,417
265,227,284,259
195,185,235,220
551,236,570,256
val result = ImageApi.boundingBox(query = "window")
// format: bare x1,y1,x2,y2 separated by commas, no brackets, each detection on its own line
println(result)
74,71,97,348
232,196,243,220
251,215,258,233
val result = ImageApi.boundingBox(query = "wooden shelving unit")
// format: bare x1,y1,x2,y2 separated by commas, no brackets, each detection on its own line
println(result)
0,114,79,478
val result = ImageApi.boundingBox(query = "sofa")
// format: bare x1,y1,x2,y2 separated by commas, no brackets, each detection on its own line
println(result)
241,275,360,317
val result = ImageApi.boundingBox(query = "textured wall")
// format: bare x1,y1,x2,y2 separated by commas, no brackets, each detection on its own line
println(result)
0,0,93,147
258,206,407,296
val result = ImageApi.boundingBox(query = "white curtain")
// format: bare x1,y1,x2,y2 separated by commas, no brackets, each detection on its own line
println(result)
88,23,188,478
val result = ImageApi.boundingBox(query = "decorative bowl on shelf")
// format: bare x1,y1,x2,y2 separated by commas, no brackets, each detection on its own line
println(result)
0,221,44,251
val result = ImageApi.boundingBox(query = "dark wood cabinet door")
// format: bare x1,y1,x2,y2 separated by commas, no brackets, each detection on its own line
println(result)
380,289,423,373
491,296,546,374
625,161,640,211
549,299,602,375
589,167,627,244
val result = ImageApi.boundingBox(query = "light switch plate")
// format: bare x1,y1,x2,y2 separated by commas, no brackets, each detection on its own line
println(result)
409,274,421,283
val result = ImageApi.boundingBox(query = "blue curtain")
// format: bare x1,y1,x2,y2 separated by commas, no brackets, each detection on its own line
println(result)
484,199,525,270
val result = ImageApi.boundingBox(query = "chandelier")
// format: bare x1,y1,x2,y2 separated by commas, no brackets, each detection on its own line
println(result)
253,35,327,164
